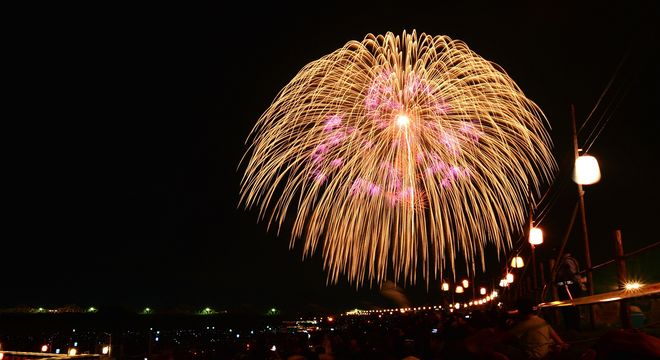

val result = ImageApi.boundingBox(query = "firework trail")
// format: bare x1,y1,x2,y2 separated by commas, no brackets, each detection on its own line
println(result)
241,30,556,286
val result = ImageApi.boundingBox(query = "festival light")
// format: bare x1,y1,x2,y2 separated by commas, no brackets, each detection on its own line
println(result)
529,227,543,245
442,282,449,291
573,155,601,185
511,256,525,268
624,281,643,291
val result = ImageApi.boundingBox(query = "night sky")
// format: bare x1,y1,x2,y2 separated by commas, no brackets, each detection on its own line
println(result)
6,2,658,313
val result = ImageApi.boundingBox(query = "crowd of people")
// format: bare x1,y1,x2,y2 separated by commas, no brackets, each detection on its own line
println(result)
226,299,659,360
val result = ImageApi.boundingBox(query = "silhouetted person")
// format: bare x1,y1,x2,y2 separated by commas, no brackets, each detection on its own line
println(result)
556,250,584,332
505,298,568,359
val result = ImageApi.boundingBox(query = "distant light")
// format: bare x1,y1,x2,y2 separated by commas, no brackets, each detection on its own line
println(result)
68,348,77,356
462,279,469,288
506,273,514,283
499,279,509,287
511,256,525,268
574,155,601,185
236,334,240,338
441,282,449,291
529,227,543,245
327,316,334,322
41,345,48,352
0,353,3,360
480,287,487,295
155,337,159,342
72,329,76,333
492,291,498,297
144,307,152,313
73,342,78,347
624,282,643,291
55,349,61,354
88,306,97,312
396,114,410,128
38,307,45,312
455,303,460,309
102,346,110,355
270,345,277,351
455,285,464,294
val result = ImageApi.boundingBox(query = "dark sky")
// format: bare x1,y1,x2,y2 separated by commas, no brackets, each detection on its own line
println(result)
6,2,658,313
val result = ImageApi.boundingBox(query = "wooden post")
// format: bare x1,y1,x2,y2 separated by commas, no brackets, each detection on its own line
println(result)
528,201,538,301
549,259,559,301
614,229,631,329
526,277,532,299
539,262,546,300
532,244,538,300
549,258,561,325
539,261,547,292
571,104,596,329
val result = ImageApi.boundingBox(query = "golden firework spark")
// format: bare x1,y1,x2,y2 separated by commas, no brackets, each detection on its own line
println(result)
240,30,556,286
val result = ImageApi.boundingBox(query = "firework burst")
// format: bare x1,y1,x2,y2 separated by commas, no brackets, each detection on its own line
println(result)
240,30,556,286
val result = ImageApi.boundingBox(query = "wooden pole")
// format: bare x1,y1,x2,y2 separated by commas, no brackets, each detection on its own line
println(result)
549,258,561,326
532,244,538,300
539,261,546,292
539,262,546,298
614,229,631,329
528,202,538,301
571,104,596,329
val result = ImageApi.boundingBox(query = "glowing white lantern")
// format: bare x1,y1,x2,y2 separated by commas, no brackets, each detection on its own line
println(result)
573,155,601,185
506,273,514,283
529,227,543,245
511,256,525,268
